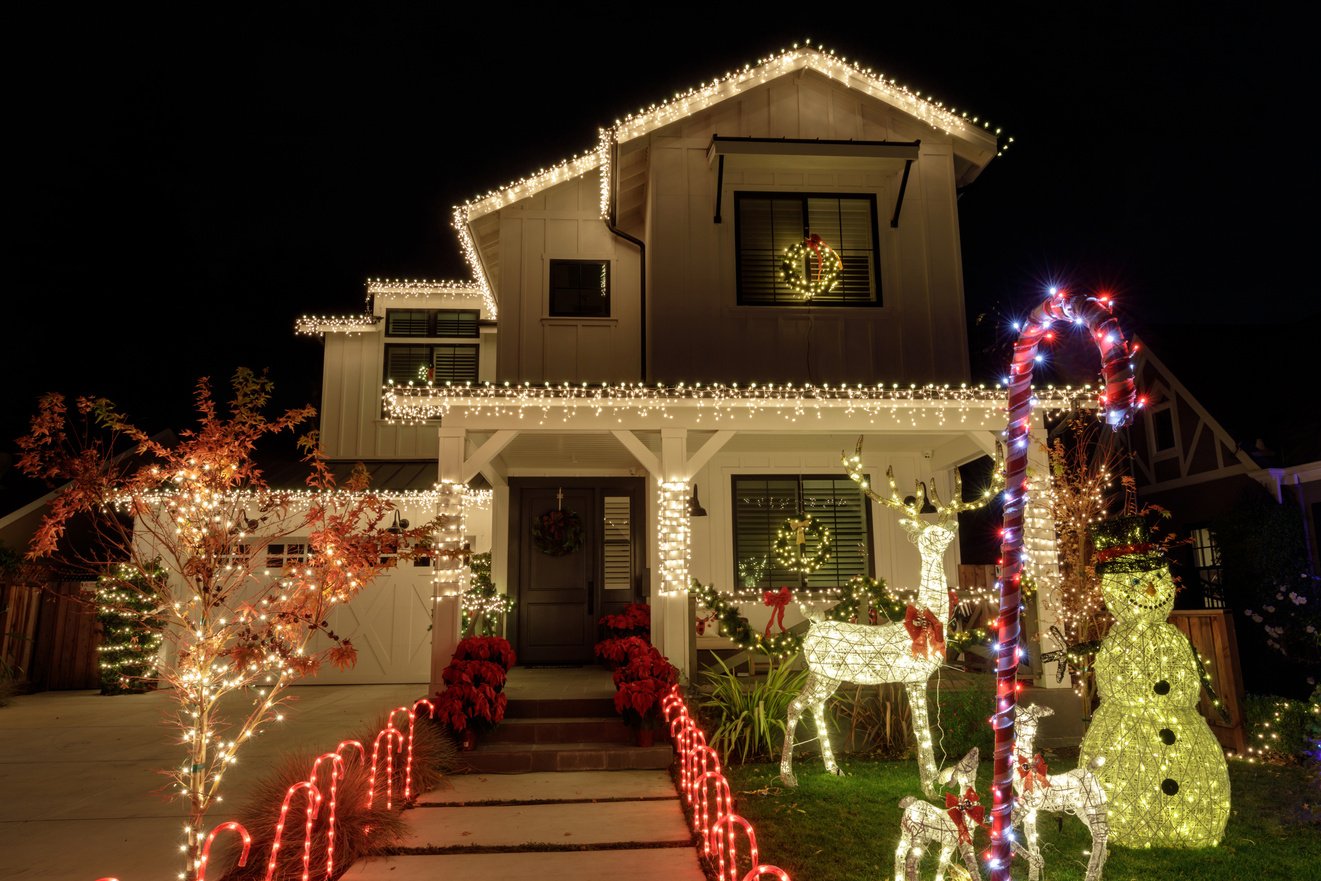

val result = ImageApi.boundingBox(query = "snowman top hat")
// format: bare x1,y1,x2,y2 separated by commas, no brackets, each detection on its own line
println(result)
1090,514,1166,574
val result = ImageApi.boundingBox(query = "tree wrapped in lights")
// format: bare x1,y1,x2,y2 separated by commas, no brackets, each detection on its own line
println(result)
460,553,513,637
95,561,166,694
16,369,430,881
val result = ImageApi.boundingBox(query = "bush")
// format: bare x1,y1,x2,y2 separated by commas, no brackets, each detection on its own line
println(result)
700,655,809,764
1244,689,1321,764
829,675,994,763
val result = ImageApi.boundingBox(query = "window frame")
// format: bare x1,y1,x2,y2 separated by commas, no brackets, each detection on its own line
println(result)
733,191,883,308
730,473,875,594
383,308,481,338
547,258,612,318
382,342,480,386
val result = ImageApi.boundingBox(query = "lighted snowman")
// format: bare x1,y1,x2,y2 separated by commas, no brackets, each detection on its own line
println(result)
1077,515,1230,848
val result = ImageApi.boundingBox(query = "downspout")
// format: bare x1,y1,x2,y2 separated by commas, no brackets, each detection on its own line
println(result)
605,135,647,381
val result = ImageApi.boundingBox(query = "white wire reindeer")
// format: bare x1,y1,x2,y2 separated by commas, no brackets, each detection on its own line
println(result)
778,438,1004,793
895,747,985,881
1012,704,1110,881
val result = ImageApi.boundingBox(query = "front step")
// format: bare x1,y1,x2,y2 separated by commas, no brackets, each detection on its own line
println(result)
461,741,673,773
503,697,615,719
485,716,634,745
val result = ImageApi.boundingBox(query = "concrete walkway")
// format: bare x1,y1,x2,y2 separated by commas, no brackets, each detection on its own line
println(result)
344,771,703,881
0,684,423,881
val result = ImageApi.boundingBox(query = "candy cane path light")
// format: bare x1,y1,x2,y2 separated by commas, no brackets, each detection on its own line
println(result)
405,698,436,802
368,726,405,810
307,753,345,880
265,782,321,881
194,821,251,881
990,290,1136,881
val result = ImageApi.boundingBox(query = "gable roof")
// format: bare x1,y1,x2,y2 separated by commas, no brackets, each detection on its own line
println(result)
448,42,1009,317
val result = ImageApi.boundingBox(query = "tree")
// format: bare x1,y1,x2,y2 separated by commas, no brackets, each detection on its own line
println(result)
16,369,431,880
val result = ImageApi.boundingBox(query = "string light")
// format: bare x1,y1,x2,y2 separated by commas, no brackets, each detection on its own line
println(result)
658,481,691,597
895,748,989,881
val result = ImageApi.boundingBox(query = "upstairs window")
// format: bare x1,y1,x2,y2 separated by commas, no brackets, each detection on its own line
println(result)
384,344,478,385
549,259,610,317
731,474,873,593
385,308,480,338
735,192,881,306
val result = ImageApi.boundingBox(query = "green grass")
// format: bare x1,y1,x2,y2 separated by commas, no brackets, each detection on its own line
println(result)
723,759,1320,881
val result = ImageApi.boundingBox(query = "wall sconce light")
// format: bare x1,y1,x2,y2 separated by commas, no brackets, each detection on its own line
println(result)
688,485,708,517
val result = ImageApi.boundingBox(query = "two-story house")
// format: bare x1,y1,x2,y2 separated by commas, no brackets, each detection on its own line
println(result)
297,46,1076,692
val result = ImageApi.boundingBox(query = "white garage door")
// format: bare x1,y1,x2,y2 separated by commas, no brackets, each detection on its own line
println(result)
306,567,434,685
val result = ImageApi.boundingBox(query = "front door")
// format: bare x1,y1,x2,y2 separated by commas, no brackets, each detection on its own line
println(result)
510,478,645,664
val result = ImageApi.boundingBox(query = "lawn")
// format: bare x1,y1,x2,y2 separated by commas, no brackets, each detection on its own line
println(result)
723,759,1320,881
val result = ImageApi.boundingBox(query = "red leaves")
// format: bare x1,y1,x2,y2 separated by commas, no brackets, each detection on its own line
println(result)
452,636,516,670
329,641,358,671
434,637,515,735
595,635,651,666
598,603,651,636
609,642,678,726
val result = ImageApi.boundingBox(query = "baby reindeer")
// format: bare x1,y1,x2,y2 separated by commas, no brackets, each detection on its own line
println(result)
1012,704,1110,881
895,747,985,881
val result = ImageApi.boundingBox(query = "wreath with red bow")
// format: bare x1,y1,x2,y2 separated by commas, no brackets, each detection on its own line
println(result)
532,508,584,556
779,233,843,298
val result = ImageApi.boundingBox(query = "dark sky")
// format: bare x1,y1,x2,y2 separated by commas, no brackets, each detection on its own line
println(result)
5,6,1314,460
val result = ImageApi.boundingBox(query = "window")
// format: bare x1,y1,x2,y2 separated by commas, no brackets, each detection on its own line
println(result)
1151,406,1176,452
732,475,873,593
385,309,479,338
384,344,479,385
735,192,880,306
602,495,633,591
1189,526,1225,609
549,259,610,316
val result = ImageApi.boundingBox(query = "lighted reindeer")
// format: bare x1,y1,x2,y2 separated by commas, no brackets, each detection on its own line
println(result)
778,438,1003,794
1012,704,1110,881
895,747,985,881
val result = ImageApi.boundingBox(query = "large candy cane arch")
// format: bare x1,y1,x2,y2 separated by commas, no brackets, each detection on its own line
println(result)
988,290,1135,881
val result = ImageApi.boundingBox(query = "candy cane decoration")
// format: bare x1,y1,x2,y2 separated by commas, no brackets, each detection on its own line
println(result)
403,698,435,802
694,770,733,856
336,739,366,767
308,753,345,880
989,289,1136,881
367,726,405,810
265,782,321,881
196,821,251,881
712,813,760,881
742,868,792,881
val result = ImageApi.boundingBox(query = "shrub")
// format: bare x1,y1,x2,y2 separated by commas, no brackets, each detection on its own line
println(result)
1244,690,1321,764
828,675,995,762
700,655,809,764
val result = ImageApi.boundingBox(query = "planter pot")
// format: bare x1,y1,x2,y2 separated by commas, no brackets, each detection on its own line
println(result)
636,727,655,748
461,729,478,751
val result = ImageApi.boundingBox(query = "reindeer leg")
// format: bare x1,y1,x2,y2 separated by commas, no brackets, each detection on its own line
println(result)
1023,807,1042,881
813,695,842,776
905,681,939,797
1085,818,1109,881
780,671,839,786
934,842,955,881
957,840,981,881
894,834,911,881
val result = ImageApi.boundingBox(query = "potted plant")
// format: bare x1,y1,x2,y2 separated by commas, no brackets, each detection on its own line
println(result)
434,636,515,749
594,603,651,669
611,642,679,746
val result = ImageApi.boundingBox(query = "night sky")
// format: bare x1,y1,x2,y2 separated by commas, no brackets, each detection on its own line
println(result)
5,7,1314,475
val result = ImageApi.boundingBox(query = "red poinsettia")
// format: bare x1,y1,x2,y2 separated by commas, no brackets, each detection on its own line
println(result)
595,635,652,666
441,658,508,691
599,603,651,638
610,644,679,729
433,681,508,733
452,636,516,670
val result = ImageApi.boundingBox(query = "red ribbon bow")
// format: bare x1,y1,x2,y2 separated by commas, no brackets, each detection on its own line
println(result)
944,788,987,844
1017,753,1050,792
904,605,946,659
1093,541,1156,563
763,588,792,637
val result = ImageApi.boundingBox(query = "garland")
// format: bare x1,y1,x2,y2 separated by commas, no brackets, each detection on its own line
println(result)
772,514,833,574
779,234,843,298
531,508,583,556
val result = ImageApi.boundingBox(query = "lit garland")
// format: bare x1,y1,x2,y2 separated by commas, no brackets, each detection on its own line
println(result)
771,514,833,574
384,380,1096,426
461,553,514,637
292,314,380,337
658,482,691,597
779,235,842,298
96,561,166,694
1077,515,1231,848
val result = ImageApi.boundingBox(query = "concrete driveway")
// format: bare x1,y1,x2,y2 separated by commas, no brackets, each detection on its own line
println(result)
0,684,425,881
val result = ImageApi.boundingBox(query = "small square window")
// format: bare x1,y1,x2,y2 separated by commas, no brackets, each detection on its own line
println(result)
549,260,610,317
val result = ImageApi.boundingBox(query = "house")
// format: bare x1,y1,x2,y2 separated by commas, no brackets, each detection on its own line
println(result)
295,45,1083,691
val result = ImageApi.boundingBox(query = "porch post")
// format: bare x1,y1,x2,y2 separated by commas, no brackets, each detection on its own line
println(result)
1025,411,1066,687
657,428,690,677
432,427,466,694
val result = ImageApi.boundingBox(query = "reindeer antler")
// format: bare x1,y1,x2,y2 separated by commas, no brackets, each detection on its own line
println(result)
927,442,1007,521
843,436,926,518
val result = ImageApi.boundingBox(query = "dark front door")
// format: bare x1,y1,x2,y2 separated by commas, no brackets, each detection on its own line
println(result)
511,478,645,665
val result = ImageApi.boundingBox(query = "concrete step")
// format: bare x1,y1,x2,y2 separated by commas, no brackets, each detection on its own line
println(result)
485,716,635,745
503,696,616,719
398,799,693,848
459,741,673,773
342,848,704,880
417,770,676,805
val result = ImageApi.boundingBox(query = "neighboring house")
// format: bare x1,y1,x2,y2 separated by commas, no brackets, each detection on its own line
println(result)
296,46,1077,690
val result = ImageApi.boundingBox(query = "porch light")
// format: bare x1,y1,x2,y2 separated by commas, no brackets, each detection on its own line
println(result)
688,485,708,518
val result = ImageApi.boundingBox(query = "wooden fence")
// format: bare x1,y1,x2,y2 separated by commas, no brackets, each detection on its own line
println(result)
1169,609,1247,753
27,581,101,691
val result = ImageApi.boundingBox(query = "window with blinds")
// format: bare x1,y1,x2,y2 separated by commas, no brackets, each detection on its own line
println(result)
731,475,873,593
735,193,881,306
385,308,480,338
549,259,611,316
602,495,633,591
384,344,479,385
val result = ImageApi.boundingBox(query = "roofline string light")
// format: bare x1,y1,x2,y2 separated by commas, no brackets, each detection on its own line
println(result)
988,289,1136,881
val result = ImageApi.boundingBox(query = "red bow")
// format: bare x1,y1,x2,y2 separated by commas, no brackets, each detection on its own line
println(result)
944,788,987,844
904,605,946,659
1094,541,1156,563
763,587,792,638
1017,753,1050,792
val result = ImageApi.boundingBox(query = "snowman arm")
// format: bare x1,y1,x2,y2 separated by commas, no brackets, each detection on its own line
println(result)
1040,637,1102,682
1187,634,1231,724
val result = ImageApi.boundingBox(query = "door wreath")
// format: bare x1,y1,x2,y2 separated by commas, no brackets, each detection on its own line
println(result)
532,508,584,556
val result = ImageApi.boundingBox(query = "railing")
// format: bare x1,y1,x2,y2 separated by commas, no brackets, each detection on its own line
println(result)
662,685,793,881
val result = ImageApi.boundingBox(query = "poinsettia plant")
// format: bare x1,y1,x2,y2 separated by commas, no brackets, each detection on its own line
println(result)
434,636,516,735
599,603,650,638
611,643,679,729
595,634,651,667
453,635,516,670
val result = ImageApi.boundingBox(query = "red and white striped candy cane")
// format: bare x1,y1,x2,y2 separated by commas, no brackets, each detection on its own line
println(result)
988,290,1135,881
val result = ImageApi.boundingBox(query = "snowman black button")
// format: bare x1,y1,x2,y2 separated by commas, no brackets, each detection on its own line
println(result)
1159,728,1177,745
1153,680,1171,695
1161,778,1179,796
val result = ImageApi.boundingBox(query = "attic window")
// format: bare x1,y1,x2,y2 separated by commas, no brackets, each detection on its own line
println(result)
549,259,610,317
735,193,881,306
385,309,480,338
